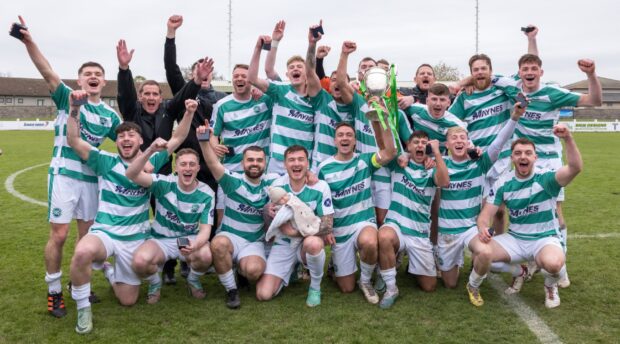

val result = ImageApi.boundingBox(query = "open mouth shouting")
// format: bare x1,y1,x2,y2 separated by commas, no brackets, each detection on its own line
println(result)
180,170,194,184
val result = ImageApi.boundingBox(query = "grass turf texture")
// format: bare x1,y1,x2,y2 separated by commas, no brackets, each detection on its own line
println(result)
0,131,618,343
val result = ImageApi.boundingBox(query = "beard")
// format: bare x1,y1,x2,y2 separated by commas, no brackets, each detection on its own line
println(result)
244,166,264,179
474,77,491,90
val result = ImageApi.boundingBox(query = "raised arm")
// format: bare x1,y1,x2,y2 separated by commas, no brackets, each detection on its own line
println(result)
167,99,198,154
368,97,397,166
316,45,331,80
116,39,138,119
486,102,524,161
164,14,186,95
66,91,94,160
553,124,583,187
524,25,539,56
167,57,214,119
306,21,323,98
576,59,602,107
126,138,168,187
249,35,271,92
265,20,285,81
15,16,61,93
429,139,450,187
336,41,357,105
197,122,226,181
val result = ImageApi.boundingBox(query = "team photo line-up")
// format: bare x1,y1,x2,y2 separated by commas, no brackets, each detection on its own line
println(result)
9,13,601,334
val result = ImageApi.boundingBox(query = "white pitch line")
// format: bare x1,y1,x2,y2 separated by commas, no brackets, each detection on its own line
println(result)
487,274,563,344
4,162,48,207
568,233,620,239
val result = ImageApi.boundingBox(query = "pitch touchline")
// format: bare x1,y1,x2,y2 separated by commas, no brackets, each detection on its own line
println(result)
4,162,48,207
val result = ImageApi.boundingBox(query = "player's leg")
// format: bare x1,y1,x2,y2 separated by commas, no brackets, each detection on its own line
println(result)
463,230,494,306
210,233,240,308
256,243,294,302
300,235,325,307
132,240,166,303
357,225,379,304
377,223,401,309
332,232,360,294
185,241,213,299
535,241,566,309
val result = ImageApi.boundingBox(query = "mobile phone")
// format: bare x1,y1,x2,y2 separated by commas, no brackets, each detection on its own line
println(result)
311,25,324,38
72,97,88,107
425,143,433,155
261,39,271,51
467,148,480,160
9,23,27,40
520,26,535,33
225,145,235,158
177,237,190,249
515,92,529,108
487,228,495,236
197,130,210,142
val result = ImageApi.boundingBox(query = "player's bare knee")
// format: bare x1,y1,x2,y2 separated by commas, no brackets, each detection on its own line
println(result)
117,294,138,306
210,237,229,256
50,224,70,245
255,287,273,301
303,236,323,254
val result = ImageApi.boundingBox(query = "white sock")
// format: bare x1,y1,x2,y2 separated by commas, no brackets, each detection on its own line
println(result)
71,282,91,310
188,269,205,283
560,226,568,253
468,269,487,289
490,262,522,277
306,250,325,291
45,271,62,294
146,272,161,286
380,268,397,293
542,265,566,287
218,270,237,291
359,261,375,284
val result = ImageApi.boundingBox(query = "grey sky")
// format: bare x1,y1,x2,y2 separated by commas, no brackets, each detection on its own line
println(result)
2,0,619,86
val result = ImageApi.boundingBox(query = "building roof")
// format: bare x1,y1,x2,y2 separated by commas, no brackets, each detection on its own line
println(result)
563,76,620,90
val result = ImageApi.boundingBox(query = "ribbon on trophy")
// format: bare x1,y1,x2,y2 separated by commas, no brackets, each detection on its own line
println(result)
362,65,401,152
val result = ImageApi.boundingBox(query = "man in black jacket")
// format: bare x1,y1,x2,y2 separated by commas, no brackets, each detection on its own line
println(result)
116,38,213,176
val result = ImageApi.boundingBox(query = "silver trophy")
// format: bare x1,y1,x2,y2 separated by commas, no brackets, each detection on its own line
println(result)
363,66,389,122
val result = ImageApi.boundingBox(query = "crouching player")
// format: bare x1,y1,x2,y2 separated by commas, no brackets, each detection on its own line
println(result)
437,102,525,306
126,132,215,303
67,95,195,334
477,124,582,308
377,131,449,309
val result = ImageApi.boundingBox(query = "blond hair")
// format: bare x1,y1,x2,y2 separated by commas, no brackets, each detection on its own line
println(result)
446,126,468,138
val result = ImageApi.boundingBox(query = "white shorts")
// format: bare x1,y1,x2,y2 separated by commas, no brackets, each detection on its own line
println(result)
264,240,304,286
332,221,377,277
493,233,564,263
437,227,478,271
150,235,198,263
383,222,436,277
216,185,226,210
47,174,98,223
535,158,565,201
90,230,144,285
371,180,391,210
215,231,266,263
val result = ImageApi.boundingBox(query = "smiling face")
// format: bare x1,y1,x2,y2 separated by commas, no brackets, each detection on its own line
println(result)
470,59,492,91
414,65,435,92
139,84,163,114
284,149,309,183
446,128,469,160
358,58,377,81
426,92,451,118
116,129,143,160
518,62,543,93
77,66,106,97
334,124,356,158
175,151,200,189
511,142,537,178
407,135,429,164
242,149,266,180
286,60,306,87
329,72,344,100
232,66,251,96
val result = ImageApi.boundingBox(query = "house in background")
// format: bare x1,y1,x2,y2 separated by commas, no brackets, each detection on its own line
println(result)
563,77,620,120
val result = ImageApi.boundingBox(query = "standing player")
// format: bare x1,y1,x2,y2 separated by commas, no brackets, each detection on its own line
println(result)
13,15,121,317
248,34,315,175
127,144,215,304
377,131,449,309
66,91,196,333
477,124,582,308
317,110,396,304
256,145,334,307
198,122,278,309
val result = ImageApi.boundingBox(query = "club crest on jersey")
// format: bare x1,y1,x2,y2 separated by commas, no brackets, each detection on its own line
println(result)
100,117,108,126
253,105,262,113
191,204,199,213
323,198,332,207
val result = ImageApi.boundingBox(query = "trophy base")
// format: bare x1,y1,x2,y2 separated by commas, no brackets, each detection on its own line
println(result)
365,110,381,122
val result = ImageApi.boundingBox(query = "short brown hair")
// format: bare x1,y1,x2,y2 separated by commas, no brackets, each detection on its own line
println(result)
377,58,389,66
115,122,142,135
138,80,161,94
286,55,305,66
428,83,450,97
468,54,493,73
233,63,249,71
176,148,200,161
511,137,536,151
284,145,308,159
78,61,105,75
518,54,542,68
335,122,355,133
408,130,429,142
243,145,266,156
358,57,377,69
416,63,434,76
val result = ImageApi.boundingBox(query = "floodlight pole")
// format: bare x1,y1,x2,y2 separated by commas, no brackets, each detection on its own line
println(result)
475,0,479,53
228,0,233,79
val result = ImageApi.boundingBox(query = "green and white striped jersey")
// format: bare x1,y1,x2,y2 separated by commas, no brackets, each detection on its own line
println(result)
488,170,562,240
265,81,315,173
493,76,580,159
309,89,354,171
50,83,122,183
87,149,169,241
149,174,215,238
404,103,466,152
270,175,334,245
384,160,437,237
317,153,379,242
449,86,512,161
218,170,279,242
438,154,493,234
212,94,272,172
